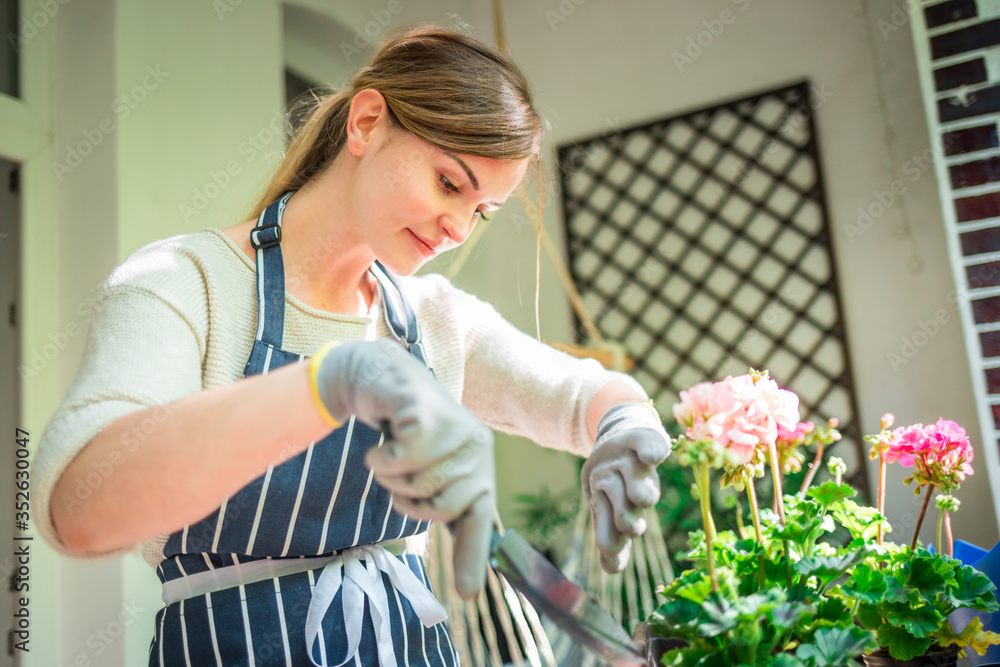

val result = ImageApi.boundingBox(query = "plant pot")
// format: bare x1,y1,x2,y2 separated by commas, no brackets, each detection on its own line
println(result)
859,646,960,667
637,622,689,666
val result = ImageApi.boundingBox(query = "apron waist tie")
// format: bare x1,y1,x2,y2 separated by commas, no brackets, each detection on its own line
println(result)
160,544,448,667
306,544,448,667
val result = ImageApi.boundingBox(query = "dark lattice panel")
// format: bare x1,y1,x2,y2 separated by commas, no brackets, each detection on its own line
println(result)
557,82,868,490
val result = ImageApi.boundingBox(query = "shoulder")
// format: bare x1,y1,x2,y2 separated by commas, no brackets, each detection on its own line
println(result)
396,272,515,360
396,272,500,316
102,228,243,301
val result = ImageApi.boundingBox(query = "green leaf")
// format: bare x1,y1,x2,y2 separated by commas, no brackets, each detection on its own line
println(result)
884,575,916,605
902,555,949,598
948,563,1000,612
697,596,739,638
807,481,856,510
794,553,859,583
856,602,883,631
660,569,714,605
649,598,702,640
784,583,815,604
877,624,935,660
815,597,851,626
831,500,889,541
841,564,887,604
933,617,1000,656
771,600,814,634
772,654,807,667
775,512,825,546
883,602,944,638
796,627,876,667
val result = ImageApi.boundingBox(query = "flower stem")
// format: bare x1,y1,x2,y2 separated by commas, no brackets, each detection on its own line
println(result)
698,462,719,592
944,510,954,557
877,451,886,545
911,485,934,551
768,440,786,525
799,441,825,495
767,440,792,586
746,470,762,542
937,507,944,556
745,468,766,590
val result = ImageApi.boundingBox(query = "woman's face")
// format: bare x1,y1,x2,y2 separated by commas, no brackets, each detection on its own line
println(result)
350,119,531,276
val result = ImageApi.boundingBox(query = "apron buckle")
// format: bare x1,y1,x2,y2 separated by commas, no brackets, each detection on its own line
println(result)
250,222,282,249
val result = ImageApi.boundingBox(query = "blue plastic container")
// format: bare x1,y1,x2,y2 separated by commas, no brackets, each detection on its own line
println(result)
950,539,1000,666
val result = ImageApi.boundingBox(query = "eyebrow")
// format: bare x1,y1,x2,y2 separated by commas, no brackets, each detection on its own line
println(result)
444,151,504,209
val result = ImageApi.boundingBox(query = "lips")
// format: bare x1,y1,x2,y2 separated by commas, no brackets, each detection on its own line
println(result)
408,229,441,256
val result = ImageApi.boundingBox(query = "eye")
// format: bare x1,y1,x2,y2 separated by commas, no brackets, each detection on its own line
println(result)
439,174,460,194
440,174,492,222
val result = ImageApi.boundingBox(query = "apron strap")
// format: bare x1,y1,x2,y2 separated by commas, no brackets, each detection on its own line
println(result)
249,192,293,349
369,261,435,375
247,193,433,374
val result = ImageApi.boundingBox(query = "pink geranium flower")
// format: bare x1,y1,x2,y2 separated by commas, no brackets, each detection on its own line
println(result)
777,421,813,445
886,418,974,492
672,373,801,466
673,381,735,444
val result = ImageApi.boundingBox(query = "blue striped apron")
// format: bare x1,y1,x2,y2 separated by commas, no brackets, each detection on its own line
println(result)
147,193,459,666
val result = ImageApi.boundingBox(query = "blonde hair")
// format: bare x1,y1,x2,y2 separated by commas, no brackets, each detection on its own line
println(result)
250,25,547,221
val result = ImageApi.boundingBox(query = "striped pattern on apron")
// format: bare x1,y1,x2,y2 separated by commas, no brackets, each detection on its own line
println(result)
147,193,458,666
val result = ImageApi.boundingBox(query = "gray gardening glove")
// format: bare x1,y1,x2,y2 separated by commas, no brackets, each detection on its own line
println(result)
582,403,671,573
312,338,496,598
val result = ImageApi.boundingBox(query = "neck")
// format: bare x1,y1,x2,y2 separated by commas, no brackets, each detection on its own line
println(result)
277,161,377,315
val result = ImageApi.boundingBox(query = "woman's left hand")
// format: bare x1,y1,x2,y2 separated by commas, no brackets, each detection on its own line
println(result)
582,403,671,573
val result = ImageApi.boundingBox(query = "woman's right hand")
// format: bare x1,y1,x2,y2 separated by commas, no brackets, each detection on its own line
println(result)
312,339,496,599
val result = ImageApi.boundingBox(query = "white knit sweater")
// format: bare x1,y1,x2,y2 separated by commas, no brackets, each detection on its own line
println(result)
33,227,643,568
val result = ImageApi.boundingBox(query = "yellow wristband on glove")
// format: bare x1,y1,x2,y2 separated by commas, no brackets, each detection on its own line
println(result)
638,399,659,420
308,340,342,429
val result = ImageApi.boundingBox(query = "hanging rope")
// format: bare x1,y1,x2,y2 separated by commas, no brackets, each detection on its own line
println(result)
491,0,507,54
444,0,633,371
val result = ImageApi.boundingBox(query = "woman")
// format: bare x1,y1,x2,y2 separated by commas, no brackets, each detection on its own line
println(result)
35,26,670,666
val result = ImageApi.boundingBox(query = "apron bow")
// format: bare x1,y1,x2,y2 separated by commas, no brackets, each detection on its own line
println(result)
305,544,448,667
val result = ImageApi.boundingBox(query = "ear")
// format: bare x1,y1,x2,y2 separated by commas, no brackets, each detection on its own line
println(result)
346,89,391,157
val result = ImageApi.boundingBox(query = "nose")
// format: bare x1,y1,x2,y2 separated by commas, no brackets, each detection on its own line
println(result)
439,211,476,247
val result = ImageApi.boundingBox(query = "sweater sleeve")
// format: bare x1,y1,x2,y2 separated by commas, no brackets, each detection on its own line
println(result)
433,277,647,458
33,242,210,560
